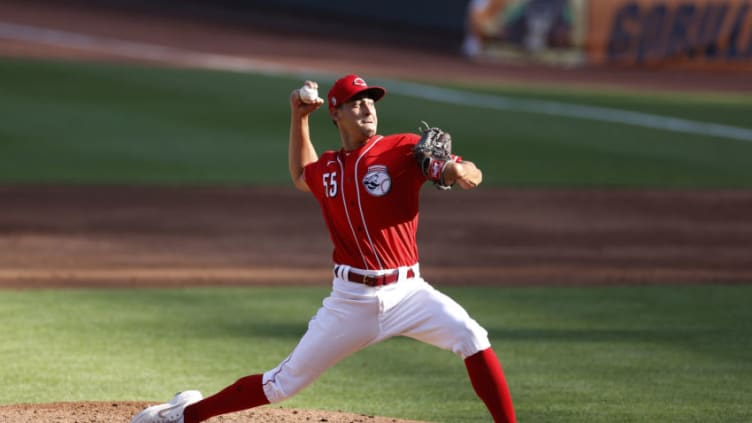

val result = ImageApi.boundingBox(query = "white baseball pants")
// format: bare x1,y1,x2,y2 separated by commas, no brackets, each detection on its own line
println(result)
262,264,491,403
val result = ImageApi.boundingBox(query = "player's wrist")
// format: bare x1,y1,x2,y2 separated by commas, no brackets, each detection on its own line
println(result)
425,155,462,189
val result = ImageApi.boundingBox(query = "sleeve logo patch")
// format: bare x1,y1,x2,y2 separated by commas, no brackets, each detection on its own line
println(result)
362,165,392,197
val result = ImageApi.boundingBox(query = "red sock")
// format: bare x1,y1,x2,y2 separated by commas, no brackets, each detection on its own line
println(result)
182,374,270,423
464,348,516,423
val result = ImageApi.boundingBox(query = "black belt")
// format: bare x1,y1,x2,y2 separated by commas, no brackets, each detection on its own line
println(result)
340,268,415,287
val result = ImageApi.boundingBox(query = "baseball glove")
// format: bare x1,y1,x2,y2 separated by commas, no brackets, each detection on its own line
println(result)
414,121,457,190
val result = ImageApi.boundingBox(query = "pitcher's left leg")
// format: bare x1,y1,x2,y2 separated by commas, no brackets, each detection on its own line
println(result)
184,291,380,423
183,375,267,423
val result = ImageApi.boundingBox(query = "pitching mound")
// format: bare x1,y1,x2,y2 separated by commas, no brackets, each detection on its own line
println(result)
0,402,429,423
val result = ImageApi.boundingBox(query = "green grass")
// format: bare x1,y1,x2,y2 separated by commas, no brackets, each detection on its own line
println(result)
2,57,752,187
446,80,752,129
1,285,750,422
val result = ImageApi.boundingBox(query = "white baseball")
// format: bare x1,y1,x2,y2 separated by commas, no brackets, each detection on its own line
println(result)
298,85,319,104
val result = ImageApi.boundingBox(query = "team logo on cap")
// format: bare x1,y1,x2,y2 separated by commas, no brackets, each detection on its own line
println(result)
353,77,367,87
362,165,391,197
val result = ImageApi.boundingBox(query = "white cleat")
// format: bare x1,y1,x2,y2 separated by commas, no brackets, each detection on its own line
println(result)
131,390,203,423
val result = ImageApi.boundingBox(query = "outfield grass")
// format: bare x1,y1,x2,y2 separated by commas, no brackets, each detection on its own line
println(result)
1,285,750,422
2,57,752,187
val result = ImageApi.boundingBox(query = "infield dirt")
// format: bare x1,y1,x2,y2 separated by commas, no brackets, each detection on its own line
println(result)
2,186,752,288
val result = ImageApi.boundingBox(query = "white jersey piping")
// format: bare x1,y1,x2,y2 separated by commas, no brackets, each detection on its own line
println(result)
353,136,385,270
336,155,368,267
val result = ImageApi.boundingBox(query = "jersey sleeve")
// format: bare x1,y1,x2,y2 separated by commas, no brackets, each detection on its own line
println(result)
303,160,322,198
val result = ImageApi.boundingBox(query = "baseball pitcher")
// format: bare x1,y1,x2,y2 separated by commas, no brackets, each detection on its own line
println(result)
131,74,516,423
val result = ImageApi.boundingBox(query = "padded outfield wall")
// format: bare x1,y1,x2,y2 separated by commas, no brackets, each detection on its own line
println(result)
55,0,472,51
589,0,752,70
465,0,752,70
51,0,752,69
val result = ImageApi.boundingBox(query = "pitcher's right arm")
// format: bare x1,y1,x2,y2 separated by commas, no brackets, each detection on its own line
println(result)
288,81,324,192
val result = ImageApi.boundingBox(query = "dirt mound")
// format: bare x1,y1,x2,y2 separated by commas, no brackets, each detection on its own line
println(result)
0,402,429,422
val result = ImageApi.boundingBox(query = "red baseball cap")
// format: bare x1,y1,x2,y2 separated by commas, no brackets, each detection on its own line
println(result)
328,74,386,112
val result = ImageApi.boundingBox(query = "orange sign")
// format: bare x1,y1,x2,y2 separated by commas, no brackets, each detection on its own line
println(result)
587,0,752,69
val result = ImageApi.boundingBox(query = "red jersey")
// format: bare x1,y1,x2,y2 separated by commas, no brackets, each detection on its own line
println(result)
304,133,426,270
